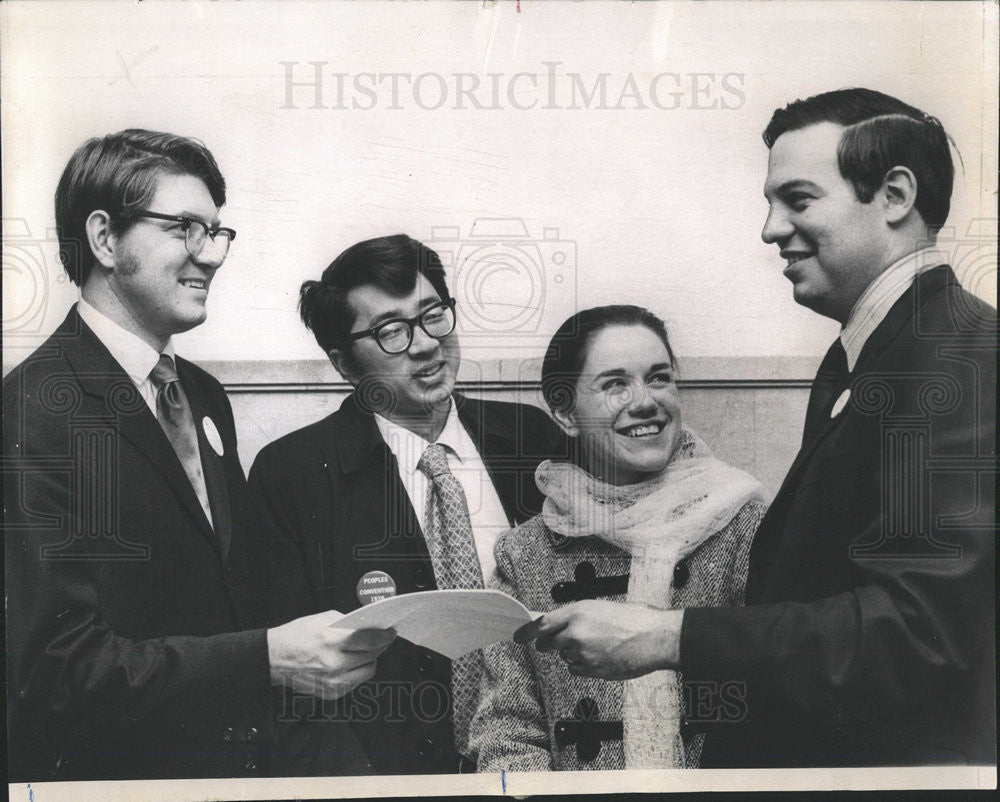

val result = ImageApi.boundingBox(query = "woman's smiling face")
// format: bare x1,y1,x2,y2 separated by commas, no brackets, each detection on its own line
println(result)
556,323,682,485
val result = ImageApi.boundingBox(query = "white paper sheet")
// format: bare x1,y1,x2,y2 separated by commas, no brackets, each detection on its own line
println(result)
329,589,537,659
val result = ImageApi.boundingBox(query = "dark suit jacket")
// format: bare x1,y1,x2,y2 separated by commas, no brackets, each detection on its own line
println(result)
681,266,997,766
4,306,273,781
248,391,566,774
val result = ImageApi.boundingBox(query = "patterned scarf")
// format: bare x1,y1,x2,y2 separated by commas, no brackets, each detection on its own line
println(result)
537,425,766,768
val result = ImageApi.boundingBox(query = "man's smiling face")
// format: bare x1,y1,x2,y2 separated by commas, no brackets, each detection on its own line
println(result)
107,172,224,347
762,122,890,323
337,272,461,425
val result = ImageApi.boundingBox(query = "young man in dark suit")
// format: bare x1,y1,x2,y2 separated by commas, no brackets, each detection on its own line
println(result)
517,88,996,767
3,130,394,781
248,235,566,774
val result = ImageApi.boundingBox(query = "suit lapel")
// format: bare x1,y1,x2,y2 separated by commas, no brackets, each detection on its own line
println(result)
853,265,956,372
323,393,531,577
182,367,232,563
61,307,220,551
766,266,955,515
326,394,431,566
454,393,520,527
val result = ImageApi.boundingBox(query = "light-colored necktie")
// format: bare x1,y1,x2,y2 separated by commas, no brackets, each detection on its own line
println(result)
417,442,485,757
150,354,214,527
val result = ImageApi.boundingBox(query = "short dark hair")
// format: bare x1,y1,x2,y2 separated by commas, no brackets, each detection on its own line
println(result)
541,305,677,415
763,88,954,229
54,129,226,286
299,234,452,353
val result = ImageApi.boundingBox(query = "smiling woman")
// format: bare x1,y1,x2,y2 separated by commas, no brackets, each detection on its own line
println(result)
469,305,769,771
550,321,682,485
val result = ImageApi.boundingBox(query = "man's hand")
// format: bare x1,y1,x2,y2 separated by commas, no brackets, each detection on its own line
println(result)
513,600,683,679
267,610,396,700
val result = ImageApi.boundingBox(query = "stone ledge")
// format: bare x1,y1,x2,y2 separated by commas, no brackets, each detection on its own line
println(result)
202,355,821,391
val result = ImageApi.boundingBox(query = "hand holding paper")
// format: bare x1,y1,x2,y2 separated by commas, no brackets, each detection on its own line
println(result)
330,589,538,659
268,609,397,698
513,599,683,678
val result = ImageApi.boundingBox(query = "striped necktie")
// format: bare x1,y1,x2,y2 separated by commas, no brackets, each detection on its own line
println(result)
418,442,485,757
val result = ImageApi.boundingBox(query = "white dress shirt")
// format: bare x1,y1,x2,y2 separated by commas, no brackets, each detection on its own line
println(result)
840,247,944,371
77,300,216,526
374,400,510,584
78,299,175,415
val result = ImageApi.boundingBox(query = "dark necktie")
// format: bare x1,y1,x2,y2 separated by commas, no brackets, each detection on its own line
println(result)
150,354,214,527
417,442,485,757
801,338,850,448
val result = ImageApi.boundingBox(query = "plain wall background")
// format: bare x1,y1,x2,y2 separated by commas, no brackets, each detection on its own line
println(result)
3,1,997,376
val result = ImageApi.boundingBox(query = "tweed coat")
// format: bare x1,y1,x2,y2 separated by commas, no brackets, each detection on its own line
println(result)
472,499,766,771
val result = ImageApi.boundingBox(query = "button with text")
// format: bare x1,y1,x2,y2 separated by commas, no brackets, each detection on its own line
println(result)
357,570,397,605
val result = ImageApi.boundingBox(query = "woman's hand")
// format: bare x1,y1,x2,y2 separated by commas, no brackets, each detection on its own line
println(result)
514,600,683,679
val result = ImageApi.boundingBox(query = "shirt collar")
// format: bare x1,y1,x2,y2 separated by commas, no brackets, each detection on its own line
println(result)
437,400,477,462
840,246,944,371
374,398,472,476
77,299,175,383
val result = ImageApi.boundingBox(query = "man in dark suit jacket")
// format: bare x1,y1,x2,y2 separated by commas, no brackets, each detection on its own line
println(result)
516,89,996,767
3,130,393,781
249,235,565,774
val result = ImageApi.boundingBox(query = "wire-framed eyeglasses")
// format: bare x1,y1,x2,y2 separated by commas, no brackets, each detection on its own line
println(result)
130,210,237,265
344,298,457,354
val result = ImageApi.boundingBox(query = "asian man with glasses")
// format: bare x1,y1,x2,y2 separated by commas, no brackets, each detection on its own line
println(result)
248,234,567,775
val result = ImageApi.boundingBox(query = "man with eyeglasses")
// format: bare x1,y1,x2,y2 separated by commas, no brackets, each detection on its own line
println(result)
4,130,394,781
248,235,565,774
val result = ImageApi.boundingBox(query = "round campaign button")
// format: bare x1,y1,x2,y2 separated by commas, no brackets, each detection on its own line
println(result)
202,416,225,457
830,389,851,419
357,571,397,605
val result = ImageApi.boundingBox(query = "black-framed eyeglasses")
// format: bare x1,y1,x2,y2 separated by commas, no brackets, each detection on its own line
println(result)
344,298,457,354
130,210,237,265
